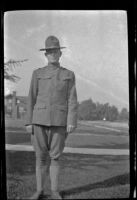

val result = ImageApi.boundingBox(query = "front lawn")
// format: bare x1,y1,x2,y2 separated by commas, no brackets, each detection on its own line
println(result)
6,151,130,199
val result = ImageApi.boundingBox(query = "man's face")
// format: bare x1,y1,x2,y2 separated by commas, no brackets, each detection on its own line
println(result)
45,49,62,63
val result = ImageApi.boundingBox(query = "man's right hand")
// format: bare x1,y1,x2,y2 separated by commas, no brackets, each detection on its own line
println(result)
26,125,33,133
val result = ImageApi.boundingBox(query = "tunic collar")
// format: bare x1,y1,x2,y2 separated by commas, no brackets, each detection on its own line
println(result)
46,62,60,70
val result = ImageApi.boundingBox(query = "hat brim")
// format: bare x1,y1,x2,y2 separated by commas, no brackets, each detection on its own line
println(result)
39,47,66,51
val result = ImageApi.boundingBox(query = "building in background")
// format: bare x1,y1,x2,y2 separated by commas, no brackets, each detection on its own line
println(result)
5,91,27,119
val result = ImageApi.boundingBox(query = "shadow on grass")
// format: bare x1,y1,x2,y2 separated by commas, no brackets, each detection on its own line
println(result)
6,151,129,175
6,151,36,175
61,153,129,171
61,173,129,197
6,151,129,199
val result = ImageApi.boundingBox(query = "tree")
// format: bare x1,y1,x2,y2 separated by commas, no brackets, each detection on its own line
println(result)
119,108,129,121
3,58,28,118
96,102,105,120
96,103,119,121
4,58,28,97
78,98,120,121
96,102,110,120
78,99,92,120
107,105,119,121
103,103,110,120
78,98,97,120
4,58,28,82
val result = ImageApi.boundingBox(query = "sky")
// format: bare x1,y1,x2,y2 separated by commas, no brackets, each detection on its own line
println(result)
4,10,129,111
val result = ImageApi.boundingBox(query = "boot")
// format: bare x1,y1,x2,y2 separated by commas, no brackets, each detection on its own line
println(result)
51,191,62,199
50,160,62,199
29,190,43,200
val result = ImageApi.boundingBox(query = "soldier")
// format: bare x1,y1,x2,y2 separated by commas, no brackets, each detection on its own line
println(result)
25,35,78,199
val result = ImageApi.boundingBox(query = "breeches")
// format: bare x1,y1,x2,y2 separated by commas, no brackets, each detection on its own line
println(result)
31,125,68,165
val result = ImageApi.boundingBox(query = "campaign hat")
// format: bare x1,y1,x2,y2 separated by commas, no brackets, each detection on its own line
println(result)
40,36,66,51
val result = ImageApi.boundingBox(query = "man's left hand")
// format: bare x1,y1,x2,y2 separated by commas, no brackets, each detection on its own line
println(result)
67,125,76,133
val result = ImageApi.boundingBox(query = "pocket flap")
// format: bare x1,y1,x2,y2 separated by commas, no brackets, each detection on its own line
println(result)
55,105,67,111
61,76,72,81
37,74,54,79
34,103,46,109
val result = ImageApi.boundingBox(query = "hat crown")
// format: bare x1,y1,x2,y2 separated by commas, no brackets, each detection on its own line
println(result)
39,35,65,51
45,36,60,49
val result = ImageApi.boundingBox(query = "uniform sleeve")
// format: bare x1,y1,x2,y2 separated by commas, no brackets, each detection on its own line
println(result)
25,70,38,125
67,72,78,127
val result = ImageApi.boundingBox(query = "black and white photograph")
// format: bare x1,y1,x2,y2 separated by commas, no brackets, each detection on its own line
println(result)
3,10,134,199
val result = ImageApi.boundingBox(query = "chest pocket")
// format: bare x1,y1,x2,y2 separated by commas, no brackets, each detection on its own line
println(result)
37,74,54,93
57,76,71,91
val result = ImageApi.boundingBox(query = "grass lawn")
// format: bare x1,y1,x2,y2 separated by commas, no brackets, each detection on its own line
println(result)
6,151,130,199
5,118,129,150
5,129,129,150
5,119,128,135
5,119,130,199
5,130,129,150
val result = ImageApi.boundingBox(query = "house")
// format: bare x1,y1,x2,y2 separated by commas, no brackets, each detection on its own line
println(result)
5,91,27,119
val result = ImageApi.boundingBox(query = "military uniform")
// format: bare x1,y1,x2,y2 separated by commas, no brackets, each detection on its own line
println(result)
26,36,77,199
26,63,77,127
26,62,77,159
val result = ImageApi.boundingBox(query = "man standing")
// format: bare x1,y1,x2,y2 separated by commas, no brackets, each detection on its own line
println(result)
25,36,78,199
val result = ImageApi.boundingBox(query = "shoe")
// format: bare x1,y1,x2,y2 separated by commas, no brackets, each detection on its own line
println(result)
29,191,43,199
42,194,51,200
51,191,62,199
